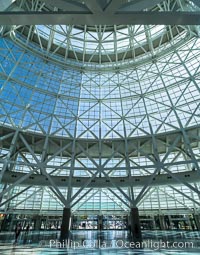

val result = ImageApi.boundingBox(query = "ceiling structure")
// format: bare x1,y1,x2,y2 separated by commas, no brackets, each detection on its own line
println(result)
0,0,200,25
0,0,200,217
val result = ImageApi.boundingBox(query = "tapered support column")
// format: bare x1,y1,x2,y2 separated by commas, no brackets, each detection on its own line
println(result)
60,208,71,240
152,215,156,230
130,208,142,243
34,216,42,230
193,214,200,230
168,215,173,229
98,215,103,231
159,215,166,230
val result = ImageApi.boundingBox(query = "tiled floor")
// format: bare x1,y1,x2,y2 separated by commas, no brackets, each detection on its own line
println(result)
1,230,200,254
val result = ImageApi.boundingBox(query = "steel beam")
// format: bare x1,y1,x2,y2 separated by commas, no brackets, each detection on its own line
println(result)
0,0,16,11
191,0,200,8
42,0,90,12
2,170,200,188
0,11,200,25
119,0,163,12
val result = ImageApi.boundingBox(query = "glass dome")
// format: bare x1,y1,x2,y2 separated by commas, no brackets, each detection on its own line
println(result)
20,24,168,63
0,30,199,139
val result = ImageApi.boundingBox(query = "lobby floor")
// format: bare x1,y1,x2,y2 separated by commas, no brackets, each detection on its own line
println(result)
0,230,200,254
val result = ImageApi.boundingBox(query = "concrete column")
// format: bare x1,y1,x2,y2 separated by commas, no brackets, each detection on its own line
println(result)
60,208,71,240
168,215,173,230
193,214,200,230
98,215,103,231
34,216,42,230
130,208,142,243
152,215,156,230
158,215,166,230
